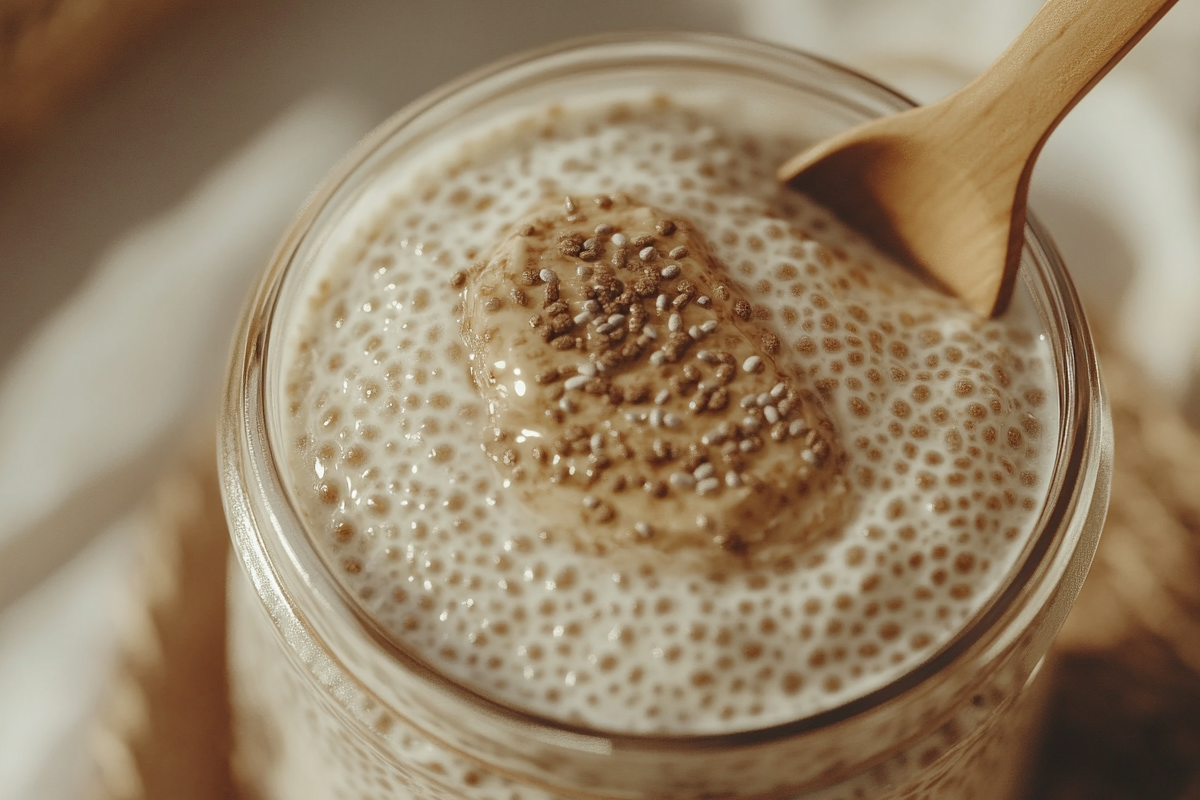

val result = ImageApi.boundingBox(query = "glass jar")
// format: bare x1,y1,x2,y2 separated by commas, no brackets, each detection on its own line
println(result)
219,31,1111,800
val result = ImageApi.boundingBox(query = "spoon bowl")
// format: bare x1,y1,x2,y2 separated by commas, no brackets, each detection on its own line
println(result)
779,0,1178,316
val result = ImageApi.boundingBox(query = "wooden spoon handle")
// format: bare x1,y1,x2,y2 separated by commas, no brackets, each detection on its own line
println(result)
961,0,1177,158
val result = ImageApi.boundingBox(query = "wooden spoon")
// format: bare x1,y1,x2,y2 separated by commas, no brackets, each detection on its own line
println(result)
777,0,1177,316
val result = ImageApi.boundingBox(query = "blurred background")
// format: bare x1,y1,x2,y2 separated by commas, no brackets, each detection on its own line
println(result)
2,2,1199,799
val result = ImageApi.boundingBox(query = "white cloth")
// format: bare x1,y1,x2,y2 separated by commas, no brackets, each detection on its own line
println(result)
0,94,371,800
2,2,1198,797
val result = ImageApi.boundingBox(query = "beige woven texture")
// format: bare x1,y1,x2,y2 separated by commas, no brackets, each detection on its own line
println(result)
88,447,234,800
1037,334,1200,800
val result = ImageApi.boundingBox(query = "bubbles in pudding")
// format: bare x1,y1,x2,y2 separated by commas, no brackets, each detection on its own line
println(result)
462,197,849,557
279,94,1056,735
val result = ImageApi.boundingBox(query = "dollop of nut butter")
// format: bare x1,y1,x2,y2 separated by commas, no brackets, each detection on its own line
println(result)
460,195,850,557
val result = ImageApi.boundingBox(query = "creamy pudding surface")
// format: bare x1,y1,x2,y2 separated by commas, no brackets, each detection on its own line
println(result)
277,92,1057,735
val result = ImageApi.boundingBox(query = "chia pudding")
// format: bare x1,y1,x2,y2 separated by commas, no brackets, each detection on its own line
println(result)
275,92,1056,735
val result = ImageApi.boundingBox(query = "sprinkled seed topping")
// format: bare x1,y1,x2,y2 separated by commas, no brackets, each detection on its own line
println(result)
460,196,847,557
669,471,696,489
